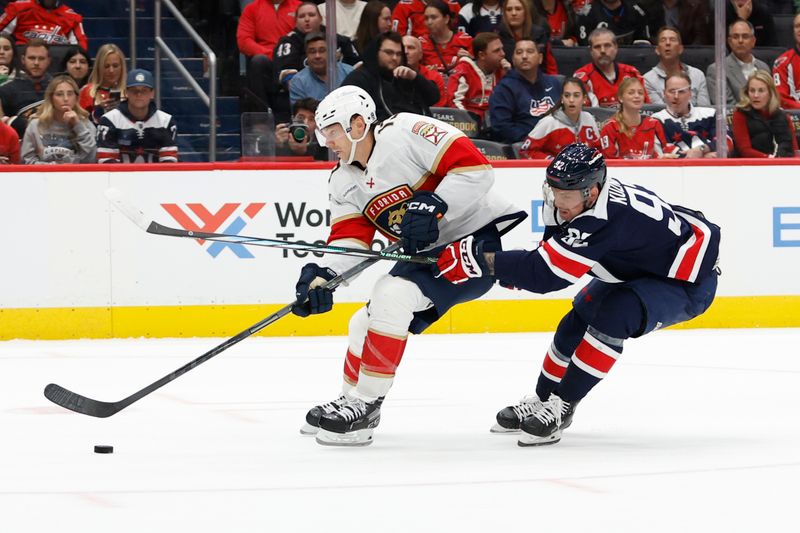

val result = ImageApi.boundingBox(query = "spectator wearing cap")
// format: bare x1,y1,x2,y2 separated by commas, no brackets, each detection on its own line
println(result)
289,32,354,104
707,19,769,105
96,69,179,164
643,26,710,106
0,0,87,49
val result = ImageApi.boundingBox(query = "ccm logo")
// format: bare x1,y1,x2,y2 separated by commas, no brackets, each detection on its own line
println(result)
407,201,437,212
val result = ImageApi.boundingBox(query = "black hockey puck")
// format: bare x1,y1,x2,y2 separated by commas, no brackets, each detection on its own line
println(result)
94,445,114,454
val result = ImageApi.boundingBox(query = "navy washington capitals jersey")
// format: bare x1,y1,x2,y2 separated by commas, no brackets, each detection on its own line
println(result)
494,177,721,294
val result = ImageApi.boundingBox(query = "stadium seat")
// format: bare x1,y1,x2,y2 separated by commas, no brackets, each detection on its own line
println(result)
773,15,797,51
641,103,665,116
615,45,658,73
552,46,589,76
681,46,714,76
471,139,514,160
430,107,481,138
585,106,616,126
753,47,787,70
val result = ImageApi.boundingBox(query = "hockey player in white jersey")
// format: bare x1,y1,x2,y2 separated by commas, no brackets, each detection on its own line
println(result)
293,85,526,446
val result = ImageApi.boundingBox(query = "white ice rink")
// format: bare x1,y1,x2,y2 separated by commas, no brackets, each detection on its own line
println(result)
2,328,799,532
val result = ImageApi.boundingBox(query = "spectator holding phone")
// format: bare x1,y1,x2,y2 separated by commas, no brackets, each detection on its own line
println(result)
79,44,127,124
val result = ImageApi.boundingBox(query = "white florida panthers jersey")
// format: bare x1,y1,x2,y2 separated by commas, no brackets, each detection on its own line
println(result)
323,112,525,274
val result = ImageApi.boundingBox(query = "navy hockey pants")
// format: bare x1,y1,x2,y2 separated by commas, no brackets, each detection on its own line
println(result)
537,272,719,402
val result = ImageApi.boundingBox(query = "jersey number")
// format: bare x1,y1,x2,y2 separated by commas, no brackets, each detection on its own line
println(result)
624,186,681,236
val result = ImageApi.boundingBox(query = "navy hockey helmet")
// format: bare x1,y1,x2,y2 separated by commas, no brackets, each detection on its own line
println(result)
545,143,607,192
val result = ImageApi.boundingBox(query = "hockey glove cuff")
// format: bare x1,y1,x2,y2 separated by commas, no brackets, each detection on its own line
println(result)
434,235,489,284
399,191,448,253
292,263,337,317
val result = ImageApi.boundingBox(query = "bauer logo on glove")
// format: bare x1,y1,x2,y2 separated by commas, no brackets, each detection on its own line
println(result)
434,235,488,284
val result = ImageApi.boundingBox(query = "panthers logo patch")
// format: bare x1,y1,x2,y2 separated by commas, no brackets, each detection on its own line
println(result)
363,185,413,238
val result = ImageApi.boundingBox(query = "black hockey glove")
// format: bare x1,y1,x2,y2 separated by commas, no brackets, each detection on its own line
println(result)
292,263,337,317
399,191,448,253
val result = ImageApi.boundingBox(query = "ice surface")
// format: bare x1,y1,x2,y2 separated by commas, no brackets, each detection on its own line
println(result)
1,329,799,532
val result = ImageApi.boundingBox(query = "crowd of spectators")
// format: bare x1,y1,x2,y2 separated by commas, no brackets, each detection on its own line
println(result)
2,0,800,164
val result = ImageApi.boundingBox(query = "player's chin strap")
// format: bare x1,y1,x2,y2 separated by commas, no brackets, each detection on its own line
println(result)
344,125,371,165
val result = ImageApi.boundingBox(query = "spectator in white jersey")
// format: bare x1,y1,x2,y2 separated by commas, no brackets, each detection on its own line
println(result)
21,74,95,164
643,26,710,106
96,69,178,164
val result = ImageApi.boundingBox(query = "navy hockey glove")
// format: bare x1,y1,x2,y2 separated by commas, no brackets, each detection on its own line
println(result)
292,263,337,317
399,191,448,253
434,235,489,284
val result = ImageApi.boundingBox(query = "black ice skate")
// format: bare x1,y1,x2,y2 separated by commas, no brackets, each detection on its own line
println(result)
518,394,578,447
299,394,347,435
315,396,383,447
491,394,543,433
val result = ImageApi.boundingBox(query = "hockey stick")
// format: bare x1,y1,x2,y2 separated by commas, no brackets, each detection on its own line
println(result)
44,241,401,418
105,188,435,265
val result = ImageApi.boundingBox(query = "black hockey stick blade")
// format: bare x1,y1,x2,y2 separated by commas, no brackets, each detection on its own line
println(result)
44,383,122,418
43,243,401,417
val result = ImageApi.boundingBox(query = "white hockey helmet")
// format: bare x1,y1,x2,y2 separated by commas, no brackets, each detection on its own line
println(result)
315,86,377,164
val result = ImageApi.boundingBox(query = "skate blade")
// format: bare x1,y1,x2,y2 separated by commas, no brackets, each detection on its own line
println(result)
315,428,374,447
517,429,562,447
299,423,319,436
490,424,520,434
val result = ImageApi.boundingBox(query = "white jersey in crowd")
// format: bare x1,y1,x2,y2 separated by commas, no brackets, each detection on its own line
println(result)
323,112,525,275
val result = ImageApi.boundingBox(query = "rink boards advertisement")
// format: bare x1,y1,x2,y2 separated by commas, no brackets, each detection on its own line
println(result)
1,161,798,339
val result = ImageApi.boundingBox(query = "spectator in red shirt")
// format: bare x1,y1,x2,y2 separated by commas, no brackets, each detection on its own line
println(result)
79,43,126,124
496,0,558,75
392,0,462,38
354,1,393,55
574,28,650,107
0,0,87,49
403,34,447,106
532,0,578,46
521,76,601,158
419,0,473,77
447,32,508,120
599,77,678,158
237,0,302,112
732,70,798,157
772,13,800,110
0,117,20,164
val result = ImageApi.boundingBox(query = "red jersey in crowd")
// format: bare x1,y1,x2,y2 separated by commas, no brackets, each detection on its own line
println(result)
0,120,20,164
392,0,462,38
0,0,87,49
419,31,473,75
446,56,504,120
521,109,600,159
772,46,800,110
236,0,301,59
599,116,677,159
419,66,448,107
574,62,649,107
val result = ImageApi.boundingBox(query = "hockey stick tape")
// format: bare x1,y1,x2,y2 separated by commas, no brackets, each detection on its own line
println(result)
105,188,150,231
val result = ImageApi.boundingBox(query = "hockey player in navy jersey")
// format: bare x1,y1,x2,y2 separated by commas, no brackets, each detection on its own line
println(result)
293,85,526,446
435,142,720,446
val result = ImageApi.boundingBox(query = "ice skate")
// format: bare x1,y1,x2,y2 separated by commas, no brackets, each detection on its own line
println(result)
299,394,347,435
518,394,578,447
315,396,383,447
491,394,543,433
